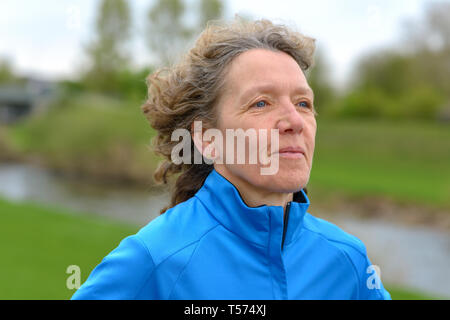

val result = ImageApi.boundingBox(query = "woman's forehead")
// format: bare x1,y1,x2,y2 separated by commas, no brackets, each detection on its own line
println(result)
223,51,310,98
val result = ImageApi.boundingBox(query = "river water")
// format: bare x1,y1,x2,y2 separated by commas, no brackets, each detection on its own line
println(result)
0,162,449,299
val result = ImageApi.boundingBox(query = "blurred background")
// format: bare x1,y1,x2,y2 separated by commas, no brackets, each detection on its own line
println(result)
0,0,449,300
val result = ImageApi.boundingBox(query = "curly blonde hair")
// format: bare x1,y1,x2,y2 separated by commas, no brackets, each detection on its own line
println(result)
141,17,316,214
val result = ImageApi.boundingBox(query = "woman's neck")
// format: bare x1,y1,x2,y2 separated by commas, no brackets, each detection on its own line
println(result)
215,165,293,209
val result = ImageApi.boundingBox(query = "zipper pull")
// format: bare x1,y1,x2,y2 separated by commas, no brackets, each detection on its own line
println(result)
281,202,291,250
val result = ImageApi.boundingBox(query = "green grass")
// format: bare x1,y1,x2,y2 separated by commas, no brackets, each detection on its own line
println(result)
310,118,450,210
0,197,441,300
387,286,443,300
0,196,138,300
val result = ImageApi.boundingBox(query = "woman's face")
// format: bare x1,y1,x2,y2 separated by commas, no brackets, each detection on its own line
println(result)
212,48,317,195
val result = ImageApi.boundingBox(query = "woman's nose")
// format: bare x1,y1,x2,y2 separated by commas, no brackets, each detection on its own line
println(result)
275,101,305,134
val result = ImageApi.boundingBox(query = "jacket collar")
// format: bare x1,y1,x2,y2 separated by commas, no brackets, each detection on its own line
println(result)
195,169,310,248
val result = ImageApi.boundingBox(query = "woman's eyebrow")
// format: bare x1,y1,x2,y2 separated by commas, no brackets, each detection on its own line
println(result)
240,83,314,102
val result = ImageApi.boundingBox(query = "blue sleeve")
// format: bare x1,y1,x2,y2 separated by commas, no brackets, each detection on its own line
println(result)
71,235,155,300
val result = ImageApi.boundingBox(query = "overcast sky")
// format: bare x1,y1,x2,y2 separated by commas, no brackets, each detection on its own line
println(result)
0,0,443,87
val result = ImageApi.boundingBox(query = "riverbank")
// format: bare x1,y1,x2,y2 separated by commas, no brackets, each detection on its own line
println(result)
308,186,450,233
0,93,163,187
0,196,439,300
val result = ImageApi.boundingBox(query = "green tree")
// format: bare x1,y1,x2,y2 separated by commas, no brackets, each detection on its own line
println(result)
0,59,15,84
145,0,224,67
82,0,132,95
306,50,336,116
402,1,450,53
198,0,224,28
401,1,450,99
335,2,450,121
337,50,445,121
352,51,418,98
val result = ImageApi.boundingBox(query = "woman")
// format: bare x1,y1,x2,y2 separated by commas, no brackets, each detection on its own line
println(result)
72,18,391,300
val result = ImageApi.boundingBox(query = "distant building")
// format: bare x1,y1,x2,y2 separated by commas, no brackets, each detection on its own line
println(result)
0,78,56,124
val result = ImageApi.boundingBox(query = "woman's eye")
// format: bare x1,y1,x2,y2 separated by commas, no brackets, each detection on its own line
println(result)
255,100,267,108
297,101,309,108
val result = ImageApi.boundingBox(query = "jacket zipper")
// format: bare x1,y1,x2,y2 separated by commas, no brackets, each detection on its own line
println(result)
281,201,291,250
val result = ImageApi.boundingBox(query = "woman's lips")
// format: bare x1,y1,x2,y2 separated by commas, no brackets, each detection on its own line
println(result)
276,147,305,159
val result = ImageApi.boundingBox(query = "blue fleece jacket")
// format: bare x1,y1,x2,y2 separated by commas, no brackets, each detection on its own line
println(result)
71,169,391,300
